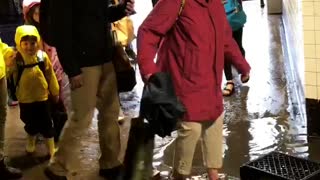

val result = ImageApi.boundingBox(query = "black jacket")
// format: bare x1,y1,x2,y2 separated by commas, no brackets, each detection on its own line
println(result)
140,72,186,138
40,0,126,77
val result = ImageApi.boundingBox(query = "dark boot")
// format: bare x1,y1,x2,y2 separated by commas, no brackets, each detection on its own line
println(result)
0,159,22,179
44,167,67,180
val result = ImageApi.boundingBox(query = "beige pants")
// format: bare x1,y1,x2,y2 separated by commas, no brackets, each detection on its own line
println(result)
49,62,121,176
174,114,224,175
0,77,7,160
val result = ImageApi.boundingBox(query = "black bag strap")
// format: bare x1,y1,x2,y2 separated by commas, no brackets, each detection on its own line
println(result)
15,51,46,89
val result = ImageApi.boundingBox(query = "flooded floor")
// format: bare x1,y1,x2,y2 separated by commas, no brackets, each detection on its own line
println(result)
3,0,320,179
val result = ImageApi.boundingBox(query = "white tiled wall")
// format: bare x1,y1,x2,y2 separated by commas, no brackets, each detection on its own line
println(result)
282,0,305,99
303,0,320,99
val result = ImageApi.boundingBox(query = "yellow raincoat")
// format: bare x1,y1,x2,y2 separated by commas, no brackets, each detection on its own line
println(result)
9,25,59,103
0,38,15,79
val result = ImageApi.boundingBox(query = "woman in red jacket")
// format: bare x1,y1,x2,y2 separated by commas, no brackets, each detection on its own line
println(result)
137,0,250,179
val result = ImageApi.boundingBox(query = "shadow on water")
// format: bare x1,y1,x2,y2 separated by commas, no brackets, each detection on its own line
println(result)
8,154,50,170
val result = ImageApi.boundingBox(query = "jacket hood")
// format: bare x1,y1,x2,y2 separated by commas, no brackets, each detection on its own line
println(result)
15,25,41,60
23,0,41,22
15,25,41,46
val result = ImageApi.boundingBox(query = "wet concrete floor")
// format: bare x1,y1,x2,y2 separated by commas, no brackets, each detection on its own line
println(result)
3,0,320,179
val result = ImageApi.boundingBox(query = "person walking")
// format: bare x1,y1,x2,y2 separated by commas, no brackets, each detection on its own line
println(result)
137,0,250,179
40,0,136,179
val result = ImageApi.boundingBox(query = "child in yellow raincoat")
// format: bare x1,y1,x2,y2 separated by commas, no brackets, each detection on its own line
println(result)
0,38,23,179
23,0,68,143
6,25,59,158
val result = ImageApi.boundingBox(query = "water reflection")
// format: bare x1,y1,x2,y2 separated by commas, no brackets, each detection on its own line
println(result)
248,117,284,160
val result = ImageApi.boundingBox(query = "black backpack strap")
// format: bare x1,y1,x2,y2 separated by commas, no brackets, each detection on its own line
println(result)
15,52,25,89
14,51,47,89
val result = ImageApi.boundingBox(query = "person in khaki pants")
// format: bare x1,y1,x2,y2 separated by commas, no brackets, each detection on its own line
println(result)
0,38,22,179
41,0,136,179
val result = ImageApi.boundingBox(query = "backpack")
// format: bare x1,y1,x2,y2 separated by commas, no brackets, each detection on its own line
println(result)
15,51,46,89
224,0,247,31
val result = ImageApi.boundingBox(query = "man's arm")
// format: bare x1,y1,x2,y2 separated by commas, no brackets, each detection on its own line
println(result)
106,4,127,23
40,0,81,78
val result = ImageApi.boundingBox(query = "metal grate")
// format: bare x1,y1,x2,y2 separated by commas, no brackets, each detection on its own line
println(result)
244,152,320,180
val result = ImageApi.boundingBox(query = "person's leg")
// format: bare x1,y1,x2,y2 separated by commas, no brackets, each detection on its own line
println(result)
19,103,38,153
50,79,68,143
202,114,224,180
260,0,265,8
223,28,245,96
232,28,245,57
37,101,56,158
0,77,22,178
46,66,102,178
223,61,234,96
6,75,18,106
122,117,154,179
0,78,7,163
172,121,202,178
96,62,122,178
224,61,233,82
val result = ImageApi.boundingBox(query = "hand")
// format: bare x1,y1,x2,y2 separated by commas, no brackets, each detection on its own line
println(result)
52,95,59,104
69,74,84,90
125,0,136,15
241,73,250,83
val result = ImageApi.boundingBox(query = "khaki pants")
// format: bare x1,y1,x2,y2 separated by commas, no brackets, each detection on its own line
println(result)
0,77,7,160
49,62,121,176
174,114,224,175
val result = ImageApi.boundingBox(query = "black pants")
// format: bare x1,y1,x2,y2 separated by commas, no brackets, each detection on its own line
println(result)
123,118,154,179
6,75,17,101
224,28,245,81
49,99,67,142
19,101,54,138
